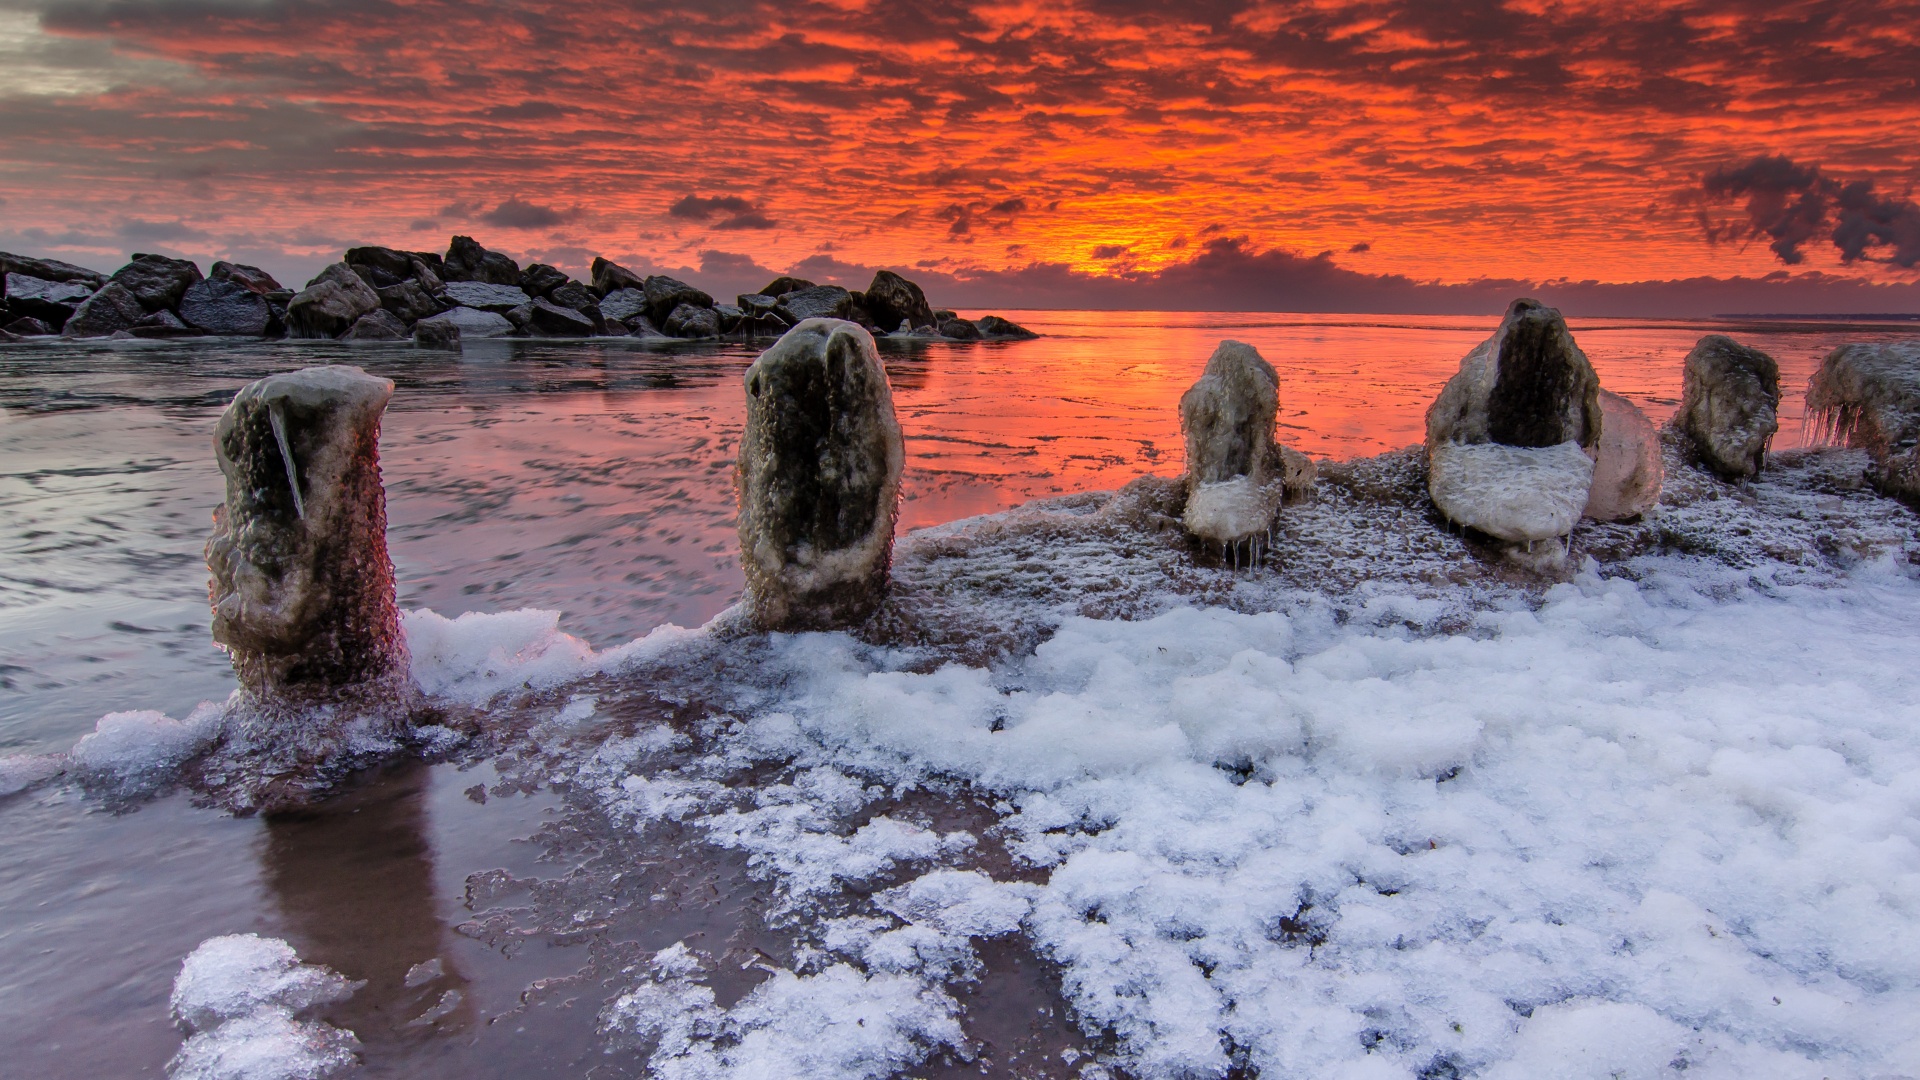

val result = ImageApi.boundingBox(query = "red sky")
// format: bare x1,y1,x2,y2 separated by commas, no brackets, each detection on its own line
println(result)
2,0,1918,313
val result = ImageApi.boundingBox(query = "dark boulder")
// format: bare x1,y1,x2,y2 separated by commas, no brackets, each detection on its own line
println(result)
344,309,409,340
863,270,936,332
128,309,202,338
0,327,20,343
664,302,721,338
211,261,283,295
441,236,520,285
109,254,203,312
519,263,570,298
737,293,779,316
503,303,534,335
0,253,105,289
413,319,460,350
349,262,406,290
527,298,597,337
937,315,983,341
0,251,107,288
546,281,598,313
644,276,713,323
376,280,444,325
344,246,417,283
713,303,743,333
442,280,531,312
977,315,1037,339
758,276,815,298
63,282,146,337
590,257,646,296
287,263,380,339
4,316,54,336
407,256,444,295
774,285,853,325
1675,335,1781,479
598,288,647,324
180,278,274,336
1485,299,1601,450
627,315,669,339
4,273,93,330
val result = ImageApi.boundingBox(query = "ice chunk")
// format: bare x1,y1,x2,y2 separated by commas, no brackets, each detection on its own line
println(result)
403,608,696,705
1182,475,1281,546
0,753,65,796
69,703,225,789
1428,439,1594,542
168,934,360,1080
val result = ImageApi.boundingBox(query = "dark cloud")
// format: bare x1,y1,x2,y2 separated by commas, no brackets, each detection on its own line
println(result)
670,195,777,230
1699,155,1920,268
1090,243,1130,259
479,197,576,229
669,195,755,220
1348,242,1370,253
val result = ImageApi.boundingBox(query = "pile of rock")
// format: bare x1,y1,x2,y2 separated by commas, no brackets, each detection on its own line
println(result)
0,250,288,341
0,239,1039,347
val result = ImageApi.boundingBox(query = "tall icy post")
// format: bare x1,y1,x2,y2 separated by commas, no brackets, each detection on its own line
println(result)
736,319,905,631
1424,298,1620,543
207,366,407,703
1179,341,1289,547
1676,334,1781,479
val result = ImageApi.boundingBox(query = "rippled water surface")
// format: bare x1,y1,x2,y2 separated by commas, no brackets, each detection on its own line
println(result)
2,311,1914,1075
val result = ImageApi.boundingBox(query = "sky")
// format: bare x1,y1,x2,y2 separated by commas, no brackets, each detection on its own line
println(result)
1,0,1917,315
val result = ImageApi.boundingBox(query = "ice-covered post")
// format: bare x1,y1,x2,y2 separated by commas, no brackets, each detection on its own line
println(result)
1180,341,1285,553
736,319,904,631
1676,334,1781,479
207,365,408,703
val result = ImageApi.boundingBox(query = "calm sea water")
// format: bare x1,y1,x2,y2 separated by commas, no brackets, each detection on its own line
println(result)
1,311,1914,1076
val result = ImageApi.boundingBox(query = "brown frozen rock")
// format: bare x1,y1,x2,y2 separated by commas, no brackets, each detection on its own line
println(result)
736,319,905,631
1675,334,1781,479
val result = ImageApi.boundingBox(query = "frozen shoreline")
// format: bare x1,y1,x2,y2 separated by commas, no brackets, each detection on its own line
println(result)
15,434,1920,1078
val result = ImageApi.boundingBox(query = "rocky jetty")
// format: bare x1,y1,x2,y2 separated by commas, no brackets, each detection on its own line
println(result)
1806,340,1920,502
735,319,905,631
1676,334,1782,479
0,239,1037,347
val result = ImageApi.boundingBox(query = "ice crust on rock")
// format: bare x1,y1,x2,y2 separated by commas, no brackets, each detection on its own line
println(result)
1806,338,1920,501
1429,439,1595,542
1179,340,1289,543
168,934,360,1080
1676,334,1781,479
402,607,697,706
415,305,513,339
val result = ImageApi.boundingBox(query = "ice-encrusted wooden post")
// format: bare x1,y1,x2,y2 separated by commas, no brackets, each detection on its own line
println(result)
207,365,408,703
736,318,904,630
1180,340,1284,549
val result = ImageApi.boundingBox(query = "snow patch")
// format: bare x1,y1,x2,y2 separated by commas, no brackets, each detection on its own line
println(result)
168,934,360,1080
403,607,698,705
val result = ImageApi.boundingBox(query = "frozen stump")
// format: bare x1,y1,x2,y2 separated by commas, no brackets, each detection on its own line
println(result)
208,365,406,698
1675,334,1781,480
1805,339,1920,502
1179,340,1303,547
736,319,905,631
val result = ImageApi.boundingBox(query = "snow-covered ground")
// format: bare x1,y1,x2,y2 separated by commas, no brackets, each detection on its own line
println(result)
24,443,1920,1079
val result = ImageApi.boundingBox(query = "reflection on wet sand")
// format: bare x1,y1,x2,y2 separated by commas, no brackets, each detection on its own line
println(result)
262,764,475,1051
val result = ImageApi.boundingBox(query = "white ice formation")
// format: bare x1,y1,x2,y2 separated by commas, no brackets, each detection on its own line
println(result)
168,934,361,1080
